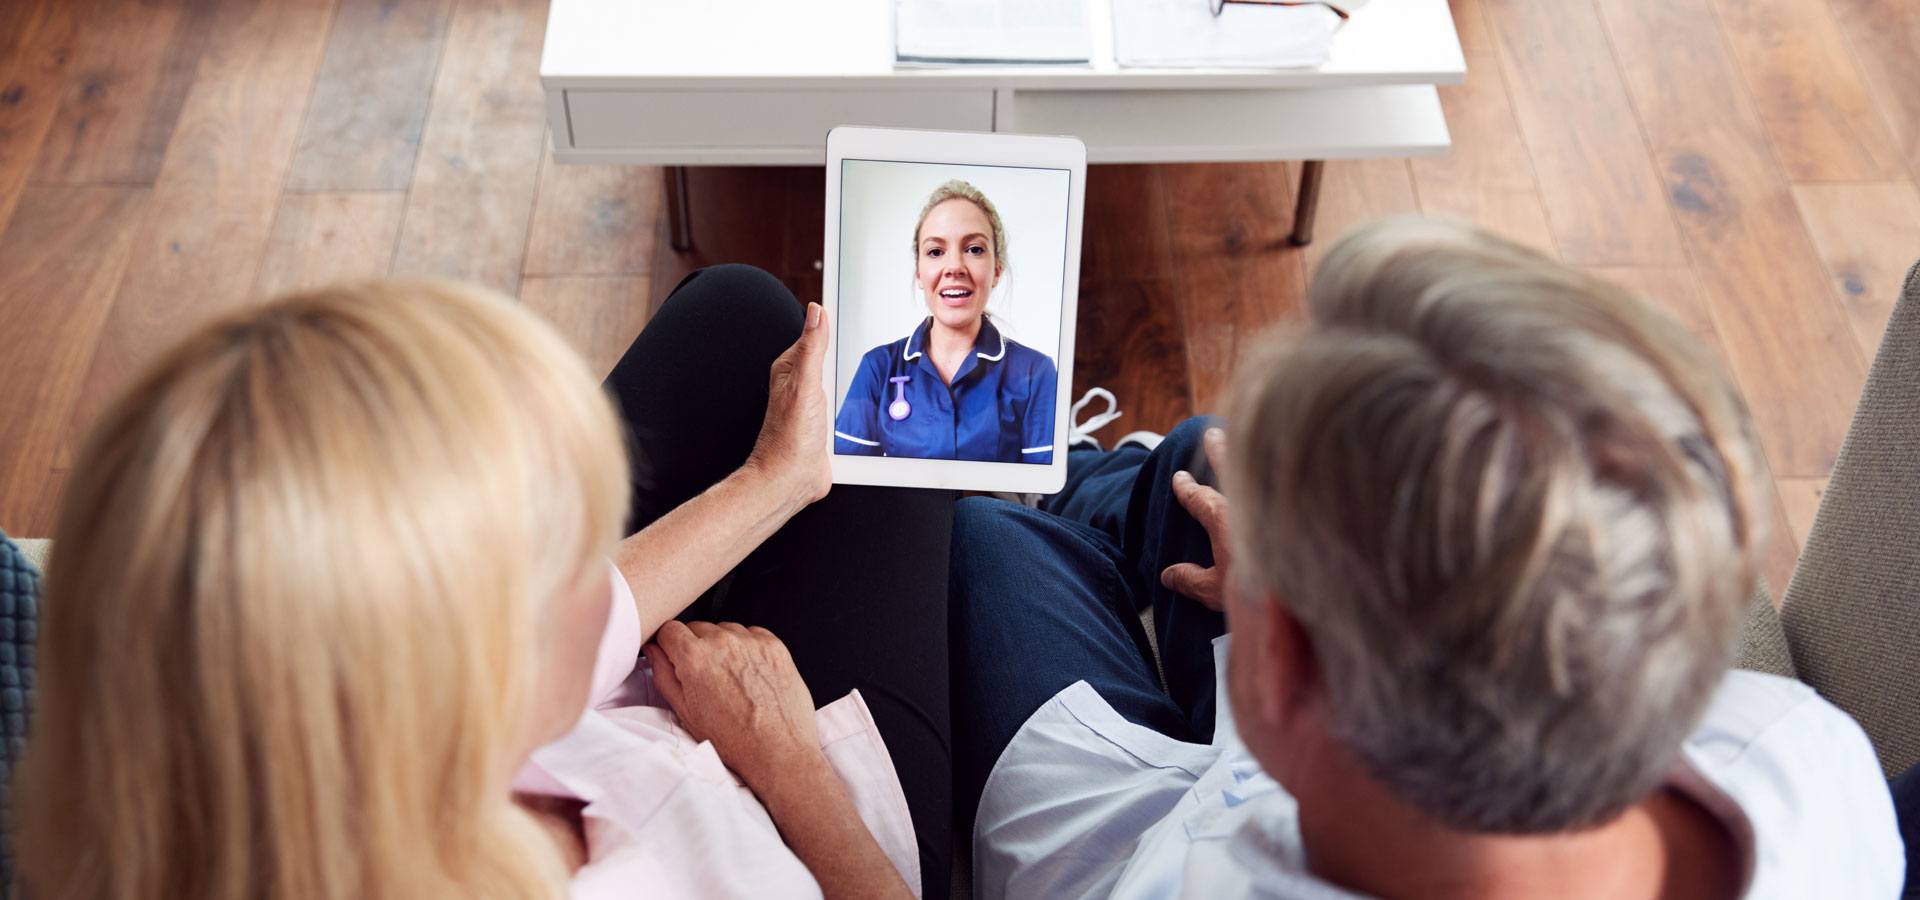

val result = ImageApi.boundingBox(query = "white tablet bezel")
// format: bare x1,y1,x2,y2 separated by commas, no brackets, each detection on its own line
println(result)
822,126,1087,494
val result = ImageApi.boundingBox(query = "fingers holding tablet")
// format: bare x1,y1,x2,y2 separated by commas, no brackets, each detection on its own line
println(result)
750,302,833,506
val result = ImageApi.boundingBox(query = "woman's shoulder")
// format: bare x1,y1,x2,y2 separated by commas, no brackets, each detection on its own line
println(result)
862,334,914,362
999,336,1057,374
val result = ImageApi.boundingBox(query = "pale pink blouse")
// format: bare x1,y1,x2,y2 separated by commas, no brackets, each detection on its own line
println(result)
512,564,921,899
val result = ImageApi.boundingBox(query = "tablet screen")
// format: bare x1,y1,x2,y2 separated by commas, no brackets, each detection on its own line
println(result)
831,158,1073,466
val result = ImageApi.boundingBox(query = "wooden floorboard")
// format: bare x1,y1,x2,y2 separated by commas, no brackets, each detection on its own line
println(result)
1082,164,1177,281
1072,278,1193,437
1776,476,1828,558
29,0,220,186
1790,181,1920,360
64,0,338,460
1712,0,1905,182
255,190,408,297
286,0,453,191
0,185,148,536
391,0,550,295
523,151,660,277
1826,0,1920,181
1164,162,1306,413
0,0,77,234
1599,0,1868,479
1483,0,1688,266
1407,0,1555,255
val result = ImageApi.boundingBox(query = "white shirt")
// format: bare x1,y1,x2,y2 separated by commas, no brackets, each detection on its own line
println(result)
974,637,1904,899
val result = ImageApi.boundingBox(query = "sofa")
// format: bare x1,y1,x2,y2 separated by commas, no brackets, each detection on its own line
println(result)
6,263,1918,894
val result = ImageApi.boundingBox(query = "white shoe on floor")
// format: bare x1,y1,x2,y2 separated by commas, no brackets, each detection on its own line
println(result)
1069,387,1124,450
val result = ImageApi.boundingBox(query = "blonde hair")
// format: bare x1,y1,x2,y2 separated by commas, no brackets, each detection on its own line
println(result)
17,280,630,899
1226,218,1768,832
913,179,1009,272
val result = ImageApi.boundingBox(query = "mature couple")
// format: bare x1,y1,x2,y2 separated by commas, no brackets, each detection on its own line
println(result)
16,219,1901,899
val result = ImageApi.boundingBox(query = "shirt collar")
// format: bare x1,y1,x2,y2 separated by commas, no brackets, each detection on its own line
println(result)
904,315,1006,363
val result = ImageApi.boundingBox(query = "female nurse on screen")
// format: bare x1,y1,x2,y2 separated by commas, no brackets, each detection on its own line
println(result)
834,179,1059,464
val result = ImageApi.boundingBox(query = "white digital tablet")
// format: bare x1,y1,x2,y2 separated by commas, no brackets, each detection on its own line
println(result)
822,126,1086,493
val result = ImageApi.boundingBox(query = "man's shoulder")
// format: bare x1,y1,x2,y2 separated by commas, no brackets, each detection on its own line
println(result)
1684,670,1904,897
1686,669,1869,762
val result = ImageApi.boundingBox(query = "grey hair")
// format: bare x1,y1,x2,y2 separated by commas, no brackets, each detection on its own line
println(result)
1225,217,1770,833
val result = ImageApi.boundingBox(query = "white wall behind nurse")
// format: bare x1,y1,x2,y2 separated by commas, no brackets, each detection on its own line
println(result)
835,159,1071,405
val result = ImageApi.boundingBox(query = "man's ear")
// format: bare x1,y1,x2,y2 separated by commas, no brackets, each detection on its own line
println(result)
1242,592,1320,734
1269,605,1321,728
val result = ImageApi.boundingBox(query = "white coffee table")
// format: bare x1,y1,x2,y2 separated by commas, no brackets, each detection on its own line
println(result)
540,0,1463,247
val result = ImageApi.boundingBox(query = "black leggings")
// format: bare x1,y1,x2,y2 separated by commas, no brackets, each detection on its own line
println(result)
603,264,952,897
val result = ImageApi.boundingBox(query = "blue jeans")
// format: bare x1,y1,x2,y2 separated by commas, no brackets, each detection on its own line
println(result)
951,417,1229,828
1892,763,1920,898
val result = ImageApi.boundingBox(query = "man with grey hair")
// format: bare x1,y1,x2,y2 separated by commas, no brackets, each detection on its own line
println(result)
951,218,1902,898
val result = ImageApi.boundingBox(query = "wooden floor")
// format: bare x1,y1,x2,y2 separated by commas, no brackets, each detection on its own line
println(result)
3,0,1918,595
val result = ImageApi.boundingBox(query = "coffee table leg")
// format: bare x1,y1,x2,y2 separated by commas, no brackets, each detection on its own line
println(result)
1290,160,1324,247
666,166,693,252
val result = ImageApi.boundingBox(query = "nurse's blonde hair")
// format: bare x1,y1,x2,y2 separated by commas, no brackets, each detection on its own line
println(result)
17,280,630,899
913,179,1008,272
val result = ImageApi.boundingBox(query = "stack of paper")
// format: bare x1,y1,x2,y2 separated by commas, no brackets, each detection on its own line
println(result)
1111,0,1341,68
895,0,1094,65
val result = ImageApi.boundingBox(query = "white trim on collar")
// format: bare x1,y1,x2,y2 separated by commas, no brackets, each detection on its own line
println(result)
835,430,881,447
976,324,1007,362
906,317,1006,363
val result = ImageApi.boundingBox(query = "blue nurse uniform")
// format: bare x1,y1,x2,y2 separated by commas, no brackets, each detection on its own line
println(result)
835,316,1057,464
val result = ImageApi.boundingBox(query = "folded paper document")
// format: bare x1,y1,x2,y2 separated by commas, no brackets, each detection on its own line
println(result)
895,0,1093,65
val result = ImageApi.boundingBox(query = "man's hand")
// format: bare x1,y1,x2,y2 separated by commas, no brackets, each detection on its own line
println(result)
645,621,823,794
1160,427,1234,612
746,302,833,511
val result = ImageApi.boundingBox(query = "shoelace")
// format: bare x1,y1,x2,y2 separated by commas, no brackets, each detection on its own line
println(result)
1069,387,1124,446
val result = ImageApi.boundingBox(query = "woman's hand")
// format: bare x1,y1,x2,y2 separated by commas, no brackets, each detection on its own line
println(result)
647,620,914,900
746,302,832,511
645,621,822,793
1160,427,1234,612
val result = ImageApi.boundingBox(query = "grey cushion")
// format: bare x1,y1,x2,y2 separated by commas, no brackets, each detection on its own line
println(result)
1778,261,1920,777
0,532,40,898
1735,586,1796,680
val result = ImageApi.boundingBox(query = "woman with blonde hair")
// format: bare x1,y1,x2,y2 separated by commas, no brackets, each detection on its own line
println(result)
16,266,952,898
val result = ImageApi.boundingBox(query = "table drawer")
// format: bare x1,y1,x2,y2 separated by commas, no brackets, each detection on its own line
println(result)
564,89,995,152
1002,86,1450,163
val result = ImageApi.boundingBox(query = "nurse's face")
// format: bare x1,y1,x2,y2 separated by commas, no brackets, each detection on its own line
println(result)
915,198,1000,332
